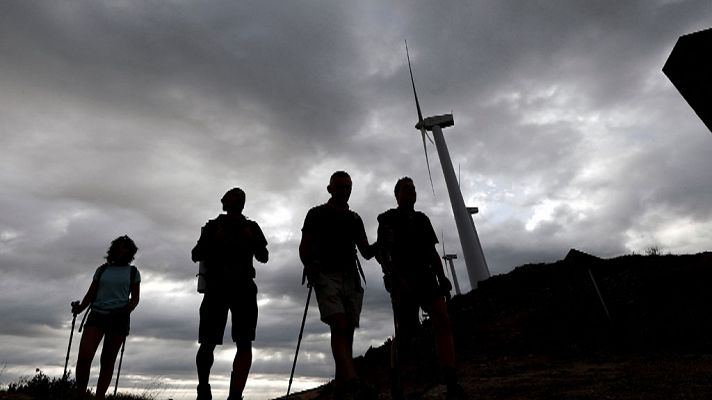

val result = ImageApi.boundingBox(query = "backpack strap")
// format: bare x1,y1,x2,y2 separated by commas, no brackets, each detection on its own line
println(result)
92,263,110,303
351,211,367,286
355,255,367,287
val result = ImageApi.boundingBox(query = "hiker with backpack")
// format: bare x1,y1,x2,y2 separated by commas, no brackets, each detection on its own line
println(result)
192,187,268,400
375,177,465,399
299,171,377,400
71,235,141,400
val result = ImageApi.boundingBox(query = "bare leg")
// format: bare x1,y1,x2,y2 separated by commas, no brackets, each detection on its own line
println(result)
196,343,216,387
95,333,125,399
430,298,456,368
75,326,104,394
229,344,252,399
328,313,357,386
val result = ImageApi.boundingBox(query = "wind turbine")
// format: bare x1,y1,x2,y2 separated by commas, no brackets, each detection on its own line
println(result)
406,42,490,289
441,233,461,296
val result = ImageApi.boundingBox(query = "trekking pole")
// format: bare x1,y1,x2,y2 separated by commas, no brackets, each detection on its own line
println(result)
388,278,405,400
78,306,90,333
588,268,612,323
287,283,313,398
63,302,79,379
114,338,127,396
378,226,405,400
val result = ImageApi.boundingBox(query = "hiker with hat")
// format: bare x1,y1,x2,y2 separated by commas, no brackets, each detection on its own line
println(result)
375,177,465,399
192,187,268,400
71,235,141,400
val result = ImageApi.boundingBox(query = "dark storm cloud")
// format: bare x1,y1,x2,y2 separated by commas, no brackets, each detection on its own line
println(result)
2,1,712,399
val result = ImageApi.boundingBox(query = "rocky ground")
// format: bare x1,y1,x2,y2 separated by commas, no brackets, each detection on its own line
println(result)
278,250,712,399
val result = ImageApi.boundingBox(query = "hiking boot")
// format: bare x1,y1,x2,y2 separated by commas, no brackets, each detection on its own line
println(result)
446,382,466,400
196,383,212,400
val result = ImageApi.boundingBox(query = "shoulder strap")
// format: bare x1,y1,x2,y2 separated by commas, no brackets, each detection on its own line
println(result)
355,256,366,287
93,264,109,299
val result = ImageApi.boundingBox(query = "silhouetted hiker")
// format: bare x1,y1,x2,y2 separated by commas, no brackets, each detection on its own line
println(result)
375,177,466,399
71,235,141,400
191,187,268,400
299,171,377,400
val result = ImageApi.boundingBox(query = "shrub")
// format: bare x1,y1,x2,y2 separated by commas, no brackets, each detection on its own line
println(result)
5,369,76,400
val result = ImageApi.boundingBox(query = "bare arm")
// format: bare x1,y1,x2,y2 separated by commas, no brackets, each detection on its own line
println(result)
300,231,322,281
252,223,269,263
191,236,204,263
191,224,209,263
72,280,98,314
357,239,375,260
299,231,314,269
430,246,447,279
430,246,452,295
128,281,140,311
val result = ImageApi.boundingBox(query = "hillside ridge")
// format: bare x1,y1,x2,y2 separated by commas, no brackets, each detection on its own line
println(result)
278,249,712,399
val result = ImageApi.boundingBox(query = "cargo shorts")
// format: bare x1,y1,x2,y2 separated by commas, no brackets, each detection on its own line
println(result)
313,269,364,328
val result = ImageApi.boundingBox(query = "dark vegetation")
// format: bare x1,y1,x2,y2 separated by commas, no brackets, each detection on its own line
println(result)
0,370,158,400
284,249,712,399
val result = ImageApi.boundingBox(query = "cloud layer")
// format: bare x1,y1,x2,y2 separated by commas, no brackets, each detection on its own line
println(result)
2,1,712,398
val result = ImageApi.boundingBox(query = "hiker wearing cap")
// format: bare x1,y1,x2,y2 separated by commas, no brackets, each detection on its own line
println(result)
192,187,268,400
375,177,465,399
299,171,377,400
72,235,141,400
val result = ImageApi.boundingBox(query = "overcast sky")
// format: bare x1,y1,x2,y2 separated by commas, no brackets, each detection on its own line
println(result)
1,1,711,399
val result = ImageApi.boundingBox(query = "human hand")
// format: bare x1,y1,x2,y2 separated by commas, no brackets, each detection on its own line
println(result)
71,301,82,315
382,274,392,293
303,261,322,285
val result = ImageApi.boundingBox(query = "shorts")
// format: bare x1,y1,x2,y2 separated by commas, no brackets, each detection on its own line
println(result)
85,308,131,336
199,280,258,346
392,274,444,338
313,269,364,327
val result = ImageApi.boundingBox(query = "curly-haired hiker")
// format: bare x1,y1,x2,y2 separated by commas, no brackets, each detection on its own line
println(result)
71,235,141,399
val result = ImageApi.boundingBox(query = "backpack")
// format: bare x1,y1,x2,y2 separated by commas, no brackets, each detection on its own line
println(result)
196,261,207,293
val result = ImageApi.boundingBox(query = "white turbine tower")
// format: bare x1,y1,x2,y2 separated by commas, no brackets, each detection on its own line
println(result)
441,233,462,296
406,42,490,289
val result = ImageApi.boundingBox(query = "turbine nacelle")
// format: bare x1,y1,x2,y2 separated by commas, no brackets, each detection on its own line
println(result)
415,114,455,131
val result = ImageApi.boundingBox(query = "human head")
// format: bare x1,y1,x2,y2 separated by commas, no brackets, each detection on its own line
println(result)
394,176,416,208
327,171,352,205
221,187,246,214
106,235,138,265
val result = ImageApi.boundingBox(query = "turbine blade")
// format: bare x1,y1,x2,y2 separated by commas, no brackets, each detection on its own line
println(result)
425,130,434,145
406,40,424,123
421,128,436,197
